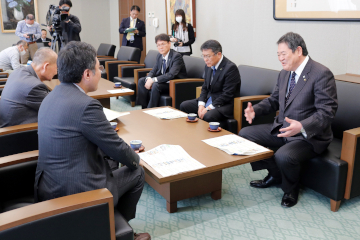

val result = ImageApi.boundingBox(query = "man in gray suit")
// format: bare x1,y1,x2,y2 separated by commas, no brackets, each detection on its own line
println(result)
35,42,150,240
239,32,338,208
0,47,57,127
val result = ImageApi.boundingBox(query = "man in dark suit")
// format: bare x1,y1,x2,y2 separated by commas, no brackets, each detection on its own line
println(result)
35,42,150,240
239,32,338,208
36,29,51,47
119,5,146,51
136,33,187,109
0,48,57,127
180,40,241,122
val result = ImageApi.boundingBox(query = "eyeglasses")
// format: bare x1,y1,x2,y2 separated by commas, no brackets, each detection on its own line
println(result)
157,43,168,48
99,65,105,72
201,54,216,60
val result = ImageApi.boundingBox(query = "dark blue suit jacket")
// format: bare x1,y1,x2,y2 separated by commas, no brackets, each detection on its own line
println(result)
119,17,146,51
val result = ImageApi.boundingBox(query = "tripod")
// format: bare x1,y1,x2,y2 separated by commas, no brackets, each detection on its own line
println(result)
50,26,65,52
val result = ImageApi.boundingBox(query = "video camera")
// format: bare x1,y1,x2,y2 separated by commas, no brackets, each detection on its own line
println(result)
46,4,69,29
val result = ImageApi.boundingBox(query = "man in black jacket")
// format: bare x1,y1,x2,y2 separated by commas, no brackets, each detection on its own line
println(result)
136,34,187,109
59,0,81,44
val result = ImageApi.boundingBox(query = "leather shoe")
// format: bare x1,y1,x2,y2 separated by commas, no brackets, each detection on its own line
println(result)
134,232,151,240
281,190,299,208
250,174,281,188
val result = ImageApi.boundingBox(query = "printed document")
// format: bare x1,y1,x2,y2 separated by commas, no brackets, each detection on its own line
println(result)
103,108,130,121
107,89,134,94
143,107,187,119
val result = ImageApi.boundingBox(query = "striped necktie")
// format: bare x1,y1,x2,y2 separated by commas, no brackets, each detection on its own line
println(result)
285,72,296,105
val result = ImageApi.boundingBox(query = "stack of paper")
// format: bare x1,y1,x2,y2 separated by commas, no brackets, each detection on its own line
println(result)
143,107,187,119
138,144,205,177
107,89,134,94
103,108,130,121
202,134,269,155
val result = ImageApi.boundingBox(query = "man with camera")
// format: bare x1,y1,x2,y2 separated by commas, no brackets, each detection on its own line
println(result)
15,14,41,64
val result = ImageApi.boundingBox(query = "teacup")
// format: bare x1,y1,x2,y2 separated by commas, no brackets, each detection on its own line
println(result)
110,122,117,129
188,113,197,121
115,82,122,87
209,122,220,130
130,140,142,150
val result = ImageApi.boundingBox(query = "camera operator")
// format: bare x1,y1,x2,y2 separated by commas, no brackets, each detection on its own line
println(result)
15,14,41,64
170,9,195,56
48,0,81,46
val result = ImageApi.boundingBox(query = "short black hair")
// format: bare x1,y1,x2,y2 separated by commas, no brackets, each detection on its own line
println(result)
16,40,28,47
200,40,222,54
41,29,47,32
277,32,308,56
26,14,34,20
59,0,72,7
131,5,140,12
155,34,170,44
57,41,97,83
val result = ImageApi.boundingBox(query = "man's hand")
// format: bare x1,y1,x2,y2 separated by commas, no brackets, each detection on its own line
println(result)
277,117,303,137
48,42,51,46
134,29,139,34
198,106,207,119
145,78,154,90
244,102,255,124
170,37,177,42
23,34,29,38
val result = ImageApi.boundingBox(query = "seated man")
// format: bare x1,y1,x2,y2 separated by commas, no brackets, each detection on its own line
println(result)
34,42,150,240
0,40,28,74
239,32,338,208
36,29,52,47
0,47,57,127
136,33,187,109
180,40,241,122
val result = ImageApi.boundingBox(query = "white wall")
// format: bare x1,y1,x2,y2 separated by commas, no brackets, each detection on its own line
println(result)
145,0,360,75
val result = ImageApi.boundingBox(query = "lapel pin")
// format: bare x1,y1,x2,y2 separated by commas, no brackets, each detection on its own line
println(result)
303,75,305,78
304,79,307,81
220,68,222,70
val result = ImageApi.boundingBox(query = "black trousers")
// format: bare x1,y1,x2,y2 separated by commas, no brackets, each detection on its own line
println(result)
239,123,318,193
126,41,142,51
180,98,227,122
136,77,169,109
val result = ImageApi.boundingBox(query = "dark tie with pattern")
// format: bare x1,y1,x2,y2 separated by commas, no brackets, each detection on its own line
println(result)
205,66,217,107
162,59,166,74
285,72,296,105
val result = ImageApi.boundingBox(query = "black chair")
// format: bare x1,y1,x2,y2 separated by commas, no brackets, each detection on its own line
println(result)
100,46,141,82
97,43,116,58
0,124,135,239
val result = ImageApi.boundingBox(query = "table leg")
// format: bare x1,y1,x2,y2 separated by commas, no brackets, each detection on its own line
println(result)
166,201,177,213
211,189,222,200
99,98,110,109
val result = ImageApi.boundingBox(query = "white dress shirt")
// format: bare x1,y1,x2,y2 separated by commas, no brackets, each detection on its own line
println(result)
147,50,170,83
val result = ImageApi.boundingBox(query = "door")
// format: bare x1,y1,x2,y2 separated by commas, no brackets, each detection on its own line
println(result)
119,0,146,64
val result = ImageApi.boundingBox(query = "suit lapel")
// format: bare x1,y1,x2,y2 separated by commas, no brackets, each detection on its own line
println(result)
206,67,212,88
211,57,227,87
165,50,173,72
280,71,290,107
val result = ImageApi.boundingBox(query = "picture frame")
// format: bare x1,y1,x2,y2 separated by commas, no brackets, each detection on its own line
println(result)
274,0,360,21
0,0,39,33
165,0,196,37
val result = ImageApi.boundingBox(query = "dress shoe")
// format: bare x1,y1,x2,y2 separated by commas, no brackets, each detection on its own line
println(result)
134,232,151,240
281,190,299,208
250,174,281,188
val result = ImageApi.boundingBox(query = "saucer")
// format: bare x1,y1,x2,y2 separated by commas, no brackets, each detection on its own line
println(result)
186,117,199,122
114,127,119,132
135,145,145,153
114,86,122,88
208,127,222,132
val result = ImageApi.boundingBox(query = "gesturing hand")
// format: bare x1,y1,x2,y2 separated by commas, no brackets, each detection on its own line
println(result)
277,117,303,138
244,102,255,124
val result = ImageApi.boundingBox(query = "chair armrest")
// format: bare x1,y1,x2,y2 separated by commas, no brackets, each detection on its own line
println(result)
0,122,38,136
234,95,270,133
0,78,7,83
105,61,138,80
196,86,201,98
118,64,145,78
0,72,9,78
341,127,360,199
134,68,153,93
169,78,204,108
0,85,4,89
0,150,39,168
97,55,115,59
0,188,116,240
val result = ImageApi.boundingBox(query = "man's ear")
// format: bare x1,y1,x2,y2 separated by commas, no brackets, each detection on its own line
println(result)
83,69,91,81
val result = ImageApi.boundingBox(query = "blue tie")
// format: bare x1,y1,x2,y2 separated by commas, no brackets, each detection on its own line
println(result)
285,72,296,105
206,67,217,107
162,59,166,74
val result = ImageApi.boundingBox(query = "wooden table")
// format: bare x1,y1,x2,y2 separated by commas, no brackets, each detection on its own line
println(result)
116,108,273,213
43,78,134,108
335,73,360,84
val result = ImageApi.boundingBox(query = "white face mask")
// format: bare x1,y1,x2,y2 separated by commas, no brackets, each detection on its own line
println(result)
26,23,33,27
175,16,182,23
20,49,27,56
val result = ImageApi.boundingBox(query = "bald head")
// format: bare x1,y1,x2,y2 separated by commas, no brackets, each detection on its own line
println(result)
31,48,58,81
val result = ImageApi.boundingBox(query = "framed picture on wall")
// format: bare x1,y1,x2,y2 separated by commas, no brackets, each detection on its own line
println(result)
0,0,39,33
165,0,196,37
274,0,360,21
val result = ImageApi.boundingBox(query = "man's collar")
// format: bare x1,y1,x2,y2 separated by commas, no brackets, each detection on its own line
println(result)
130,16,137,22
213,54,224,70
73,83,86,93
162,50,170,61
293,55,309,77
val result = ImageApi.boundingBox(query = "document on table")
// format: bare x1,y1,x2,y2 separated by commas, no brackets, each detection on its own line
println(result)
107,89,134,94
103,108,130,121
202,134,269,155
138,144,205,177
143,107,187,119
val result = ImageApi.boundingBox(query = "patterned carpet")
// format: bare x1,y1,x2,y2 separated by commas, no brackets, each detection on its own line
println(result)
111,97,360,240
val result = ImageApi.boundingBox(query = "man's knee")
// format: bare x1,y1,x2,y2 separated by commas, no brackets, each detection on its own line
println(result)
239,126,253,139
138,77,146,86
203,112,218,122
274,150,299,167
180,101,188,112
151,82,159,91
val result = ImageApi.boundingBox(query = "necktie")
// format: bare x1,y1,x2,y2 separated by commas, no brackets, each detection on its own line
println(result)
162,59,166,74
206,67,217,107
126,19,135,41
285,72,296,105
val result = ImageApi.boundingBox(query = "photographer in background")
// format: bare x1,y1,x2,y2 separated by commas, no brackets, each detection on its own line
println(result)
170,9,195,56
15,14,41,64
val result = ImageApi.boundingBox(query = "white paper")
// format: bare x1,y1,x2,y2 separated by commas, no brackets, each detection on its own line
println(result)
103,108,130,121
107,89,134,94
138,144,205,177
143,107,187,119
202,134,269,156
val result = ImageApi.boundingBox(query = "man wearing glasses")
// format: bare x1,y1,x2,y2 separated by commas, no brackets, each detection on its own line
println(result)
136,33,187,109
180,40,241,123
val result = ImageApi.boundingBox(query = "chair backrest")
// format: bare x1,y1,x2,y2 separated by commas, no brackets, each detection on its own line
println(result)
116,46,141,63
183,56,205,79
238,65,279,97
331,80,360,139
97,43,116,57
144,50,159,68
